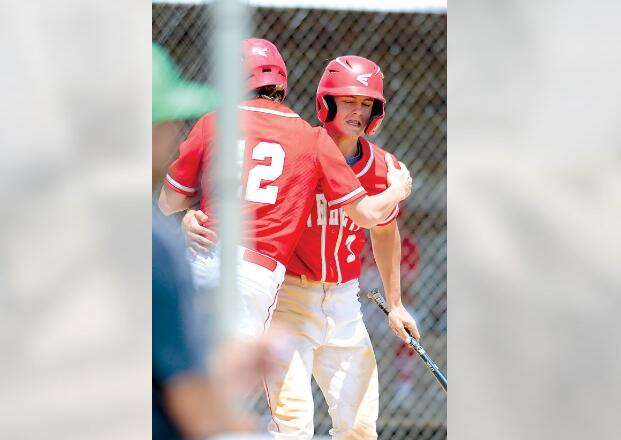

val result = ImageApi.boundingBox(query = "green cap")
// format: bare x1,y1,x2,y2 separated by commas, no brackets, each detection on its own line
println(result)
152,43,217,123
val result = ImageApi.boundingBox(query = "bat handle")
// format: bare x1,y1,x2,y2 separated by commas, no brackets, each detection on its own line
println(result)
367,288,390,315
367,288,447,392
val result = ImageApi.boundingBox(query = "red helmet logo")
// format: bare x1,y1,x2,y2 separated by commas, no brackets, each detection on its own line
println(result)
242,38,288,97
316,56,385,135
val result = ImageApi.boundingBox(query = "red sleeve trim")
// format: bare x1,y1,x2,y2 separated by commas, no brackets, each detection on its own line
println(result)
327,186,367,209
377,205,399,226
165,174,198,197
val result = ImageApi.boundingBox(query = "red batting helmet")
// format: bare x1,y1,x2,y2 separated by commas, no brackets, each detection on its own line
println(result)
242,38,288,98
316,55,385,136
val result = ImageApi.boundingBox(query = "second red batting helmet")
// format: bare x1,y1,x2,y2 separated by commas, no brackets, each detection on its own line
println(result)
316,55,385,135
242,38,288,98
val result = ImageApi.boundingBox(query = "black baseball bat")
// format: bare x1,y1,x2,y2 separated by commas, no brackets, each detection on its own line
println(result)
367,288,447,392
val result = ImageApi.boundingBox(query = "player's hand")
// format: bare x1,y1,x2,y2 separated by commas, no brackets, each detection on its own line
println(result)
388,303,421,343
210,329,286,397
385,153,412,201
181,209,218,255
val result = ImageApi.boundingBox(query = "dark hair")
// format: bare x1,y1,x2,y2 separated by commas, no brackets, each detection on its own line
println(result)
253,85,285,102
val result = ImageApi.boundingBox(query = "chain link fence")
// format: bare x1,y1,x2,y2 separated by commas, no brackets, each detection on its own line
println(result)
153,3,446,438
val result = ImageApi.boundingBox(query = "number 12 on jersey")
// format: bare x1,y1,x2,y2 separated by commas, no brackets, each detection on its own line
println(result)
237,140,285,205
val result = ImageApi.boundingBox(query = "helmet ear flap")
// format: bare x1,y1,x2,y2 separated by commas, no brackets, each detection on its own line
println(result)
365,99,385,135
323,96,337,122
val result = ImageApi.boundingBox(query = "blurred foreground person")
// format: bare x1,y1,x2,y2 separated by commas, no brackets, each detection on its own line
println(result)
152,42,265,439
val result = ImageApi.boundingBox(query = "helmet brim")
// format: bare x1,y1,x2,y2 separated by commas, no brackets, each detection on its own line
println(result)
319,86,384,102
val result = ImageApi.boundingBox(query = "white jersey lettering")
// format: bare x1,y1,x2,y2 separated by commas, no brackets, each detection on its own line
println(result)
309,193,360,229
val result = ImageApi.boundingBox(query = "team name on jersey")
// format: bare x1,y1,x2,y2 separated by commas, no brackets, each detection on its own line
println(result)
306,193,361,231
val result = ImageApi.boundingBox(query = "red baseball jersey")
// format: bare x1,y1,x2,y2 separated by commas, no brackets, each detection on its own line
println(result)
165,98,367,266
287,138,400,283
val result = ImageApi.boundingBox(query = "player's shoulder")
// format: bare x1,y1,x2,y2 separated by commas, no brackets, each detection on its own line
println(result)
355,138,401,191
311,125,330,139
242,99,315,135
240,99,305,121
366,139,399,166
314,127,348,162
190,109,216,125
192,111,217,136
177,111,216,153
360,138,401,173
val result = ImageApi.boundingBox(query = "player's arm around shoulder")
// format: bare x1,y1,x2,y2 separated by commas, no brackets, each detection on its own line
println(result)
378,149,411,203
344,147,411,228
375,147,405,191
368,145,403,224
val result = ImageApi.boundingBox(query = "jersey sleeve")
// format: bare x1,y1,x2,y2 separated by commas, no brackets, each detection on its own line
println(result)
377,204,399,226
371,149,401,226
314,128,367,209
164,116,207,196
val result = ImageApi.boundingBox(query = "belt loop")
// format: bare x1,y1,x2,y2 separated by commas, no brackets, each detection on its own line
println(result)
300,274,309,287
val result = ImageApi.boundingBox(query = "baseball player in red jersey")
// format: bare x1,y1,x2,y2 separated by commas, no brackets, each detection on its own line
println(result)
183,55,420,438
260,55,421,439
158,39,412,340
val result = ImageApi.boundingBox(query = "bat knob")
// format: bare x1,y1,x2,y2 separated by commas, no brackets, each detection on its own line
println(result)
366,289,379,299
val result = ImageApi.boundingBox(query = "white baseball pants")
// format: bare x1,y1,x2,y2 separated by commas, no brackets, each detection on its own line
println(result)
265,275,379,439
188,246,286,339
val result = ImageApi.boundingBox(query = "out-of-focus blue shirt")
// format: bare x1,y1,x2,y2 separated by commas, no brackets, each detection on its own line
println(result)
152,209,205,440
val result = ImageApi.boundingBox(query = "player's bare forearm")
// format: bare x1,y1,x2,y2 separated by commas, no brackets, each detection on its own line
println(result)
371,222,421,341
344,154,411,228
344,191,396,228
370,221,402,307
158,185,197,216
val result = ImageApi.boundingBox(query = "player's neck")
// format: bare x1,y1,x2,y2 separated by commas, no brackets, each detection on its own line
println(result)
325,126,359,158
339,137,359,158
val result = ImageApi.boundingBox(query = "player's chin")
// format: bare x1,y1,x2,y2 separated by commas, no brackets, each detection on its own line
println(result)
340,123,364,138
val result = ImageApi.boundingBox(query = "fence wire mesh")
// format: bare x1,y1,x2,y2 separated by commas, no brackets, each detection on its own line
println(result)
153,3,446,438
